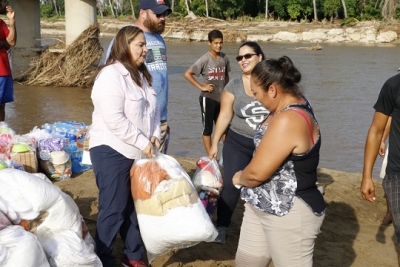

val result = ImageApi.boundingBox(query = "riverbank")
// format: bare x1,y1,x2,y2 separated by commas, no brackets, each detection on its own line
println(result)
55,156,396,267
41,17,400,44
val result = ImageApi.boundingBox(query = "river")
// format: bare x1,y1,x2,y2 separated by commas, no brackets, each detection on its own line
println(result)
6,39,400,179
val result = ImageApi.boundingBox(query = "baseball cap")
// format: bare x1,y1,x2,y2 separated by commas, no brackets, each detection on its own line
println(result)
139,0,172,15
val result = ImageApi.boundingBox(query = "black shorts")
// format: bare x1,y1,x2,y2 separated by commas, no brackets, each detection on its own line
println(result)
199,96,220,136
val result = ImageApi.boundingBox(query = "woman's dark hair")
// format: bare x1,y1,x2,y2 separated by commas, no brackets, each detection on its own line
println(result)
238,41,265,60
251,56,302,96
106,26,152,87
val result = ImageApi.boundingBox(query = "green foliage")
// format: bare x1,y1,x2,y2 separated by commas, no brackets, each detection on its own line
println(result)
38,0,397,23
323,0,341,18
287,0,313,21
287,3,302,20
56,0,65,14
216,0,245,19
360,4,382,20
40,4,54,18
255,13,266,19
270,0,288,19
344,0,359,18
340,17,358,26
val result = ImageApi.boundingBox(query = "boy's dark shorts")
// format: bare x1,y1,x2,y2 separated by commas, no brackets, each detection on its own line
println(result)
199,96,220,136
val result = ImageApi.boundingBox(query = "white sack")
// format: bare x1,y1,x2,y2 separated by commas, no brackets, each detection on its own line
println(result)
36,191,82,238
0,225,50,267
35,228,102,267
0,211,11,231
0,169,61,223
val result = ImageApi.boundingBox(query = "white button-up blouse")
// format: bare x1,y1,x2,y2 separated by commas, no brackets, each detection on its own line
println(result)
89,62,161,159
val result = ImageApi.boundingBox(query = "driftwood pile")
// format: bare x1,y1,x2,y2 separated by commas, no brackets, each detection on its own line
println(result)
20,23,103,88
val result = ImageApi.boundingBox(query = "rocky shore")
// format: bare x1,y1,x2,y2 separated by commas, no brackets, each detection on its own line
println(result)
41,17,400,44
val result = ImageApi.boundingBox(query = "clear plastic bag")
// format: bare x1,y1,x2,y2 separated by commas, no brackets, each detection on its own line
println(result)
130,151,217,263
192,156,223,220
192,156,223,194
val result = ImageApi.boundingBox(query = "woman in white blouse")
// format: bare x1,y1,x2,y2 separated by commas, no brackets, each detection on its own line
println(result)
89,26,160,267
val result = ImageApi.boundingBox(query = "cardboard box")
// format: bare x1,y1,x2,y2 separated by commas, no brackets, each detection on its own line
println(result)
11,151,38,173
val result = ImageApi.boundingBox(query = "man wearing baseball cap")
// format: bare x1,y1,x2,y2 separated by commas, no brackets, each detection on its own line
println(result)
139,0,172,15
101,1,172,267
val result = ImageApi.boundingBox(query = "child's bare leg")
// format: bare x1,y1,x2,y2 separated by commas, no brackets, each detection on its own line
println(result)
383,193,393,225
203,135,212,155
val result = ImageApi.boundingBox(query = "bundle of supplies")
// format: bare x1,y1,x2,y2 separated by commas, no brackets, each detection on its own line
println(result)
192,156,223,220
0,169,100,267
0,122,39,173
0,225,50,267
38,138,72,180
130,152,217,263
40,121,91,176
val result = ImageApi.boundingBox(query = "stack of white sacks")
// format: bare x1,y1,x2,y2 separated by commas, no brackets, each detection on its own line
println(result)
0,168,102,267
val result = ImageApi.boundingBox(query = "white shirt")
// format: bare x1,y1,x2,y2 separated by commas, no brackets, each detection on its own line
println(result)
90,62,160,159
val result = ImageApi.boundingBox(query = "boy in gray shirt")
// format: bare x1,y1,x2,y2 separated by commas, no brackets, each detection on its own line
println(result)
184,29,231,155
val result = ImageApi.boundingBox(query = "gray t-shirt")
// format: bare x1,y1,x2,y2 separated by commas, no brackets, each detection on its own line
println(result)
190,52,231,102
225,76,270,138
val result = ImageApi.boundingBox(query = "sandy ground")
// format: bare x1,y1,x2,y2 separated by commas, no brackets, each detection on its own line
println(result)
54,156,397,267
39,17,399,266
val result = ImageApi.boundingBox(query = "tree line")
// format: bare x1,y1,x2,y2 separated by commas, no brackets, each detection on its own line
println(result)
40,0,400,22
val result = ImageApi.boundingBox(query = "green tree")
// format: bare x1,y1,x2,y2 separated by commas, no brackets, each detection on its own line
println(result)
323,0,341,20
270,0,288,19
344,0,359,17
287,0,313,20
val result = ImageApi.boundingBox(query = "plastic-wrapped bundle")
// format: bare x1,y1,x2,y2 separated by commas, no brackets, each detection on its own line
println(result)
192,156,223,220
0,225,50,267
35,228,102,267
130,153,218,263
0,211,11,231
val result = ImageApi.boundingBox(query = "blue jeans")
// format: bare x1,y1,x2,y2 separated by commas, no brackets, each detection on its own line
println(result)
90,145,145,267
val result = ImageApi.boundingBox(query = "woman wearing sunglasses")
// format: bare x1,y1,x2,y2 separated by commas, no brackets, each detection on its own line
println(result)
208,41,270,244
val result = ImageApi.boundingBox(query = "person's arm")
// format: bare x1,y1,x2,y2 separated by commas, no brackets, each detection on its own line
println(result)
233,110,314,188
5,6,16,47
103,38,114,65
183,68,214,93
379,116,391,157
208,90,234,159
361,111,389,202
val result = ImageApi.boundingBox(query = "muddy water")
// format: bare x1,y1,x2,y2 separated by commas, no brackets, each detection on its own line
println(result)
6,40,400,179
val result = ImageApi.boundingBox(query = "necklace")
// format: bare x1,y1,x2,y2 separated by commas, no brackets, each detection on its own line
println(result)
270,106,290,117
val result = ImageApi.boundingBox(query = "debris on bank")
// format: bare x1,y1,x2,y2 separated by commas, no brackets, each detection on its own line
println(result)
291,44,323,50
18,24,103,88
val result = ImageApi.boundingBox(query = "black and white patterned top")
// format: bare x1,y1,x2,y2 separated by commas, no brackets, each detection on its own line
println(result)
240,98,326,217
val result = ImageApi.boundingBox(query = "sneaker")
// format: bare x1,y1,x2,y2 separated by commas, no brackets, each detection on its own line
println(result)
121,256,147,267
213,226,228,244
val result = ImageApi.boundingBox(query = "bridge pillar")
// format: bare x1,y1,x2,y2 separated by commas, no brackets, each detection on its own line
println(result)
11,0,42,77
65,0,97,45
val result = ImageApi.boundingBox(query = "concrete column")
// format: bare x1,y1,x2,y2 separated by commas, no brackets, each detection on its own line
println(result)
10,0,42,78
12,0,41,48
65,0,97,45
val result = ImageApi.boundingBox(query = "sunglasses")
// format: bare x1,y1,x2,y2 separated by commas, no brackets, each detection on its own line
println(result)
236,53,258,61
